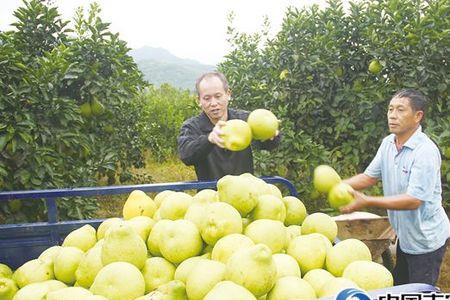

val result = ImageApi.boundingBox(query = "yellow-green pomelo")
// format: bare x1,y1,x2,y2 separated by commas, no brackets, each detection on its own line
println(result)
368,59,383,74
319,277,359,298
96,218,123,240
46,286,92,300
79,102,92,118
184,202,207,229
75,242,104,288
307,233,333,252
211,234,255,264
62,224,97,252
303,269,335,296
153,208,162,221
153,190,175,208
245,219,287,254
287,234,327,274
147,219,171,256
101,223,147,269
242,217,252,230
53,247,84,285
122,190,156,220
125,216,155,242
326,238,372,276
42,280,67,291
201,249,212,259
285,225,302,247
204,281,256,300
282,196,307,226
272,253,301,278
193,189,218,204
313,165,341,193
159,220,203,264
154,280,188,299
328,182,354,209
240,173,273,195
174,257,205,283
251,194,286,222
12,258,54,288
0,277,18,300
267,276,316,300
343,260,393,291
38,246,63,265
159,192,193,220
225,244,277,297
90,262,145,300
217,174,259,216
267,184,283,198
90,99,105,116
141,257,176,293
301,212,338,242
9,281,54,300
221,119,252,151
247,109,279,141
0,263,13,279
200,202,243,245
85,296,109,300
186,259,226,300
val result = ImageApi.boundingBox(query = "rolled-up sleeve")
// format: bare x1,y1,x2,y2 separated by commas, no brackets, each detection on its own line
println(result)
364,144,383,179
406,146,441,202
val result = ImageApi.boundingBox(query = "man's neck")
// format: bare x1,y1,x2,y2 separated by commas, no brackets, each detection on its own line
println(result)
395,125,419,150
208,110,228,125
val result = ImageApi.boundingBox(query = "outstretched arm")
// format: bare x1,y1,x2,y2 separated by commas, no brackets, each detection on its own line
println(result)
340,191,422,213
343,173,378,190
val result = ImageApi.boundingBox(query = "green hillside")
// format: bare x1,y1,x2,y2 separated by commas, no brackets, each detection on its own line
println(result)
129,46,215,90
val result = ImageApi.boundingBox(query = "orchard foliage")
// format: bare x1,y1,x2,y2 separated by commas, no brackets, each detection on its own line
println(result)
0,1,146,221
220,0,449,211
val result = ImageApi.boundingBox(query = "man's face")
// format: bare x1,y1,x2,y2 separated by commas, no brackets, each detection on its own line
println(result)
387,96,423,136
198,76,230,123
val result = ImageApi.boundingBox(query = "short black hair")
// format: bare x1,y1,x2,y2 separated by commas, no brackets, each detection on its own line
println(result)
195,72,229,96
392,89,428,123
393,89,428,113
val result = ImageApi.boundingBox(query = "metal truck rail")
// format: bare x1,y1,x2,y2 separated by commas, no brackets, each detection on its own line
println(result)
0,176,296,269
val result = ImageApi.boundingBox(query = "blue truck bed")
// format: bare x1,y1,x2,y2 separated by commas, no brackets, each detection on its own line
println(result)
0,176,441,297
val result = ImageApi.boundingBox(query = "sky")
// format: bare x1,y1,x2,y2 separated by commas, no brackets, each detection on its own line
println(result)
0,0,333,65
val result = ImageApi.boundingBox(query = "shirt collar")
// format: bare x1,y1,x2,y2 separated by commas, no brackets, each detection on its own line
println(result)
388,126,422,149
403,125,422,149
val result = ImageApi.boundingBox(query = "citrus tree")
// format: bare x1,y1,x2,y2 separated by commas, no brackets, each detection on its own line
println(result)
220,0,449,211
0,1,147,222
139,84,199,162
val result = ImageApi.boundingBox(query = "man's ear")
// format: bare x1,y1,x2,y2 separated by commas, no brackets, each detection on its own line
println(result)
415,110,424,123
226,89,232,102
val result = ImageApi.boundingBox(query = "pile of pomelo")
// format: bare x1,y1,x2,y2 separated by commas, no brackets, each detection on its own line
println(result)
0,172,393,300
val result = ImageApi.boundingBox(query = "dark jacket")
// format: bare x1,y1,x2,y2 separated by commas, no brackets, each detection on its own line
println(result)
177,108,280,181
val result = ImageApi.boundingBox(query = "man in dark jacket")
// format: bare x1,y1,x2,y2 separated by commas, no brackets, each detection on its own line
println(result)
177,72,280,181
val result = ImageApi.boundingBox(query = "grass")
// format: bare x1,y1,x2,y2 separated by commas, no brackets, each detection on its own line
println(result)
94,154,196,218
94,155,450,291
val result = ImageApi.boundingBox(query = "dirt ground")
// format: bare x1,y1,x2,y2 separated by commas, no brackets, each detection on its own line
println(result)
437,244,450,292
